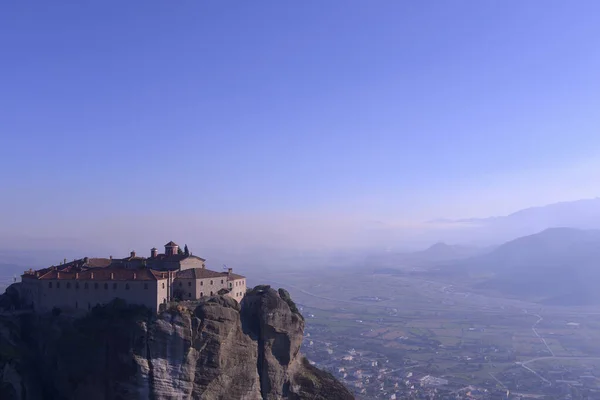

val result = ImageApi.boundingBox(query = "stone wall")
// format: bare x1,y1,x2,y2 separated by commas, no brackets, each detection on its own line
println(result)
228,278,247,303
172,276,247,303
179,258,205,270
32,278,165,312
195,276,226,298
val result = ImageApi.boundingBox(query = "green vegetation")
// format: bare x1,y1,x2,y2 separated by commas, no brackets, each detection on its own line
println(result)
278,288,304,320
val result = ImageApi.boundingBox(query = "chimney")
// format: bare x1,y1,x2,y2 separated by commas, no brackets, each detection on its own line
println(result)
57,272,60,279
64,258,67,265
151,248,158,258
133,272,137,280
110,272,114,280
75,272,79,279
91,272,94,279
130,251,136,258
228,268,232,275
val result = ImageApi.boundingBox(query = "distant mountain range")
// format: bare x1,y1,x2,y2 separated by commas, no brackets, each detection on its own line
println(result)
366,242,489,269
461,227,600,305
372,225,600,306
428,197,600,246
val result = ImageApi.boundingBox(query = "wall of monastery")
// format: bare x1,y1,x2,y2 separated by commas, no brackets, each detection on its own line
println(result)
179,258,205,270
34,278,165,312
227,278,247,303
194,276,228,298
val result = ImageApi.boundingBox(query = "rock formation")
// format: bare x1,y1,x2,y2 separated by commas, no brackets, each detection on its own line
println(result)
0,284,354,400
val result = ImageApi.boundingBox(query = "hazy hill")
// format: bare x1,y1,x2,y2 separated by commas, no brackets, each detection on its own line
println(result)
431,198,600,246
462,228,600,305
367,242,487,270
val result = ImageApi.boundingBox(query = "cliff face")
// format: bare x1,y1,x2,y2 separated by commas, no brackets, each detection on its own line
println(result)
0,285,353,400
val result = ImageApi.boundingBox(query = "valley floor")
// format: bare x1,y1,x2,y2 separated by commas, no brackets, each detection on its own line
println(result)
256,268,600,399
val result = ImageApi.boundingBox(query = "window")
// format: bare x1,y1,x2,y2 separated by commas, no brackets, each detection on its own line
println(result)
188,293,191,298
84,283,88,289
200,292,203,297
113,283,117,289
104,283,108,290
144,283,148,290
76,282,79,289
94,283,98,289
188,281,191,287
49,282,52,288
179,282,182,287
66,282,71,289
210,280,213,285
125,283,130,290
57,282,60,288
200,281,203,286
162,282,165,289
221,279,224,284
229,283,232,288
210,291,213,296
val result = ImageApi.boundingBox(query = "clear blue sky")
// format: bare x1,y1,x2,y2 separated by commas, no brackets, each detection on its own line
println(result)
2,1,600,250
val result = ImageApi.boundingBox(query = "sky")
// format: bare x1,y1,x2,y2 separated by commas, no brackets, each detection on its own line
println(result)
2,1,600,255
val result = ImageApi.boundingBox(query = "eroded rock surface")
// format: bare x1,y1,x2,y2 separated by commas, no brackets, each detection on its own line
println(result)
0,284,353,400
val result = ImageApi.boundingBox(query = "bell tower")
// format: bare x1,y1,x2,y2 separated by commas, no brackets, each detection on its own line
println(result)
164,241,179,256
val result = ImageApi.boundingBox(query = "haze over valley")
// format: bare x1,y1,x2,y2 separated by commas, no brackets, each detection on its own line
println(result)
3,1,600,398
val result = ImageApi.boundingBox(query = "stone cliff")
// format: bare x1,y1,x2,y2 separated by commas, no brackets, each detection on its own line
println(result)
0,284,353,400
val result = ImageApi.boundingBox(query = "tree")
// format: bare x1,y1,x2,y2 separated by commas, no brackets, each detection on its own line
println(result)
184,244,189,256
177,247,184,255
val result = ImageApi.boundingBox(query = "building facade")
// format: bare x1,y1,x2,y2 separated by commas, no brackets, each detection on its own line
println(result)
19,241,246,312
173,267,247,303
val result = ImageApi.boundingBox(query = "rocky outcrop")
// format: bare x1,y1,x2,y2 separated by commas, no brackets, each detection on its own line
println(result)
0,284,353,400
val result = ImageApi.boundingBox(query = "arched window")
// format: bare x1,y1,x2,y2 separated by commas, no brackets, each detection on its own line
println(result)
56,282,60,289
200,281,204,286
162,282,165,289
66,282,71,289
113,283,117,289
49,282,53,288
200,292,203,297
221,279,224,284
210,291,213,296
210,280,213,285
94,282,98,289
104,283,108,290
125,283,130,290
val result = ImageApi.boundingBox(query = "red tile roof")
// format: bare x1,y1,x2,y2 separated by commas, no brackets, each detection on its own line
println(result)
176,268,224,279
227,272,245,281
36,267,168,281
86,258,112,268
175,268,245,280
